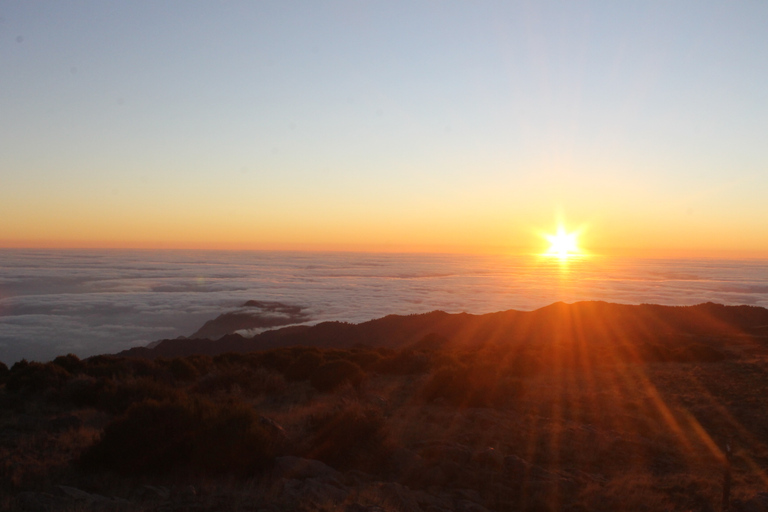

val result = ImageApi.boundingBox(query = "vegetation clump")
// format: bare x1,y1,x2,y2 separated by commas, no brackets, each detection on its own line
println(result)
5,361,71,394
81,397,277,475
306,401,393,473
421,363,525,408
2,302,767,512
310,359,365,391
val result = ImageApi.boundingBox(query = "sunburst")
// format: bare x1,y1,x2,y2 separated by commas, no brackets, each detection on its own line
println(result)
544,225,581,260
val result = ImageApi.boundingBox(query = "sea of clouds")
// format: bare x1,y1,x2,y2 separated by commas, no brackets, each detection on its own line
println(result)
1,249,767,364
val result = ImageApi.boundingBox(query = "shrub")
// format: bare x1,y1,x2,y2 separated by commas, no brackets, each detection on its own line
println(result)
322,349,353,361
82,355,130,379
52,353,84,374
310,360,365,392
0,361,8,384
255,350,294,373
11,359,29,372
81,397,277,475
101,377,182,413
185,354,214,374
6,361,71,394
374,349,432,375
346,349,382,369
409,332,450,351
677,343,727,362
213,352,247,367
64,375,110,408
65,375,181,413
283,352,324,381
421,363,525,408
193,367,285,396
307,401,392,473
166,357,201,381
127,358,165,379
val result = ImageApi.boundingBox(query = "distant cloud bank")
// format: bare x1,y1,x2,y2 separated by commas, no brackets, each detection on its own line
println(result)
1,250,767,364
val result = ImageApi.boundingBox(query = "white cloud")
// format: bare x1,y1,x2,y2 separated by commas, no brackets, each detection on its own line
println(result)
1,250,767,364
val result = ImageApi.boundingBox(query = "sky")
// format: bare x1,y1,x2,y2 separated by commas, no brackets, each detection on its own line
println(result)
1,1,767,257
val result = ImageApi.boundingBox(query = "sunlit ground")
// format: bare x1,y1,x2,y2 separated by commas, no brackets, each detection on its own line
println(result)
3,302,768,511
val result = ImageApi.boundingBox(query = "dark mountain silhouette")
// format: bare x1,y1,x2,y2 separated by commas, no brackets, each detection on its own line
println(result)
117,301,768,360
189,300,310,340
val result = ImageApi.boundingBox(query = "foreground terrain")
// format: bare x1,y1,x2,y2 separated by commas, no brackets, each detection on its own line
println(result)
2,301,768,511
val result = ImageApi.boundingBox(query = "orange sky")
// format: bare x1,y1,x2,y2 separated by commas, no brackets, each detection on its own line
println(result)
3,3,768,259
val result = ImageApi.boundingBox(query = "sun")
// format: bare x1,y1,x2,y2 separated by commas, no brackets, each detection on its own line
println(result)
544,225,581,260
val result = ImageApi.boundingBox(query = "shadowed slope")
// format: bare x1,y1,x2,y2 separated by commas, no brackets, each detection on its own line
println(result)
117,301,768,360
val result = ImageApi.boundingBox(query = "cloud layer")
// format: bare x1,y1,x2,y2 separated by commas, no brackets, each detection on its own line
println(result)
1,250,767,364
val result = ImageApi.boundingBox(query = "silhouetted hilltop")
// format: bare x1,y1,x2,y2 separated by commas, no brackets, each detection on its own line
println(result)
189,300,310,340
117,301,768,359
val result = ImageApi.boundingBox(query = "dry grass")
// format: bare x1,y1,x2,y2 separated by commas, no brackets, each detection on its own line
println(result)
2,334,768,511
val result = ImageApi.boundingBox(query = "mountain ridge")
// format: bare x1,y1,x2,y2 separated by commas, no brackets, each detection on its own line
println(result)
116,301,768,359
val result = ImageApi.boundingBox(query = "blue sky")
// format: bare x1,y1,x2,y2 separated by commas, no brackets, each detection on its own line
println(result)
2,1,767,255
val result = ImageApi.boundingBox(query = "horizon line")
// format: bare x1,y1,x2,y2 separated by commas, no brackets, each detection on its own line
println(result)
1,240,768,260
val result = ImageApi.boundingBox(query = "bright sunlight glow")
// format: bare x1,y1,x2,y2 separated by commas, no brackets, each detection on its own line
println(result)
544,226,581,260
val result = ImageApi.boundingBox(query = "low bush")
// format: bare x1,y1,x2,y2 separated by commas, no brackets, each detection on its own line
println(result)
82,355,130,379
409,333,450,351
307,401,392,473
65,375,181,412
126,358,165,379
52,353,84,374
6,361,71,394
101,377,183,413
254,350,293,373
185,354,214,374
165,357,201,381
283,352,324,381
81,397,278,475
64,375,110,408
374,349,432,375
345,349,382,369
310,360,365,392
193,367,285,396
212,352,247,367
421,363,525,408
10,359,29,372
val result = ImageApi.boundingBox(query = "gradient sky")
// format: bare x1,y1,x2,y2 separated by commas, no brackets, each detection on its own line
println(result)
2,1,767,256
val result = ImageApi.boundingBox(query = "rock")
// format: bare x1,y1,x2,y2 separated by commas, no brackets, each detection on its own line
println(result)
377,482,422,512
503,454,530,476
175,484,197,502
56,486,130,511
344,469,375,486
58,485,98,501
47,415,83,431
417,442,472,465
280,477,348,508
135,485,171,501
274,456,342,481
346,505,386,512
368,395,388,408
16,492,65,512
259,415,288,440
472,447,504,470
452,489,483,504
57,485,114,506
417,465,444,487
412,489,453,510
456,500,491,512
735,492,768,512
